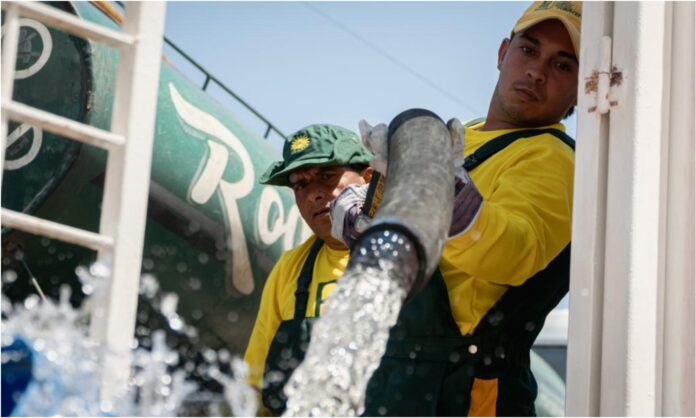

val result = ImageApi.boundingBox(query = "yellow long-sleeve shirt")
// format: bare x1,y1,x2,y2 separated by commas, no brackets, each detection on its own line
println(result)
243,121,574,390
441,120,574,334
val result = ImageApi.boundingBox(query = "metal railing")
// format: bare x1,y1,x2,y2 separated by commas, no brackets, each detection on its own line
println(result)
114,1,286,140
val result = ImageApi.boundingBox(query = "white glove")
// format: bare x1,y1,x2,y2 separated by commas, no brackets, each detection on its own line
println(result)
359,120,389,175
447,118,467,179
446,118,483,237
330,183,372,247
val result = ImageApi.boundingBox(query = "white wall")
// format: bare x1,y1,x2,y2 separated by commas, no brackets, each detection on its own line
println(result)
566,2,695,416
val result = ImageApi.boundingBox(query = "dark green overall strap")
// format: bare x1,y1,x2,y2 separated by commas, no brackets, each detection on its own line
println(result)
474,245,571,363
294,238,324,320
261,238,324,415
463,128,575,171
470,246,572,417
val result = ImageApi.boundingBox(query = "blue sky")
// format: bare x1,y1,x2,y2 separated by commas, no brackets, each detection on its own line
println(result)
163,1,577,150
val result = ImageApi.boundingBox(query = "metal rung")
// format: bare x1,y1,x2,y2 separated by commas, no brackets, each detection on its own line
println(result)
1,1,135,49
2,101,126,150
1,209,113,251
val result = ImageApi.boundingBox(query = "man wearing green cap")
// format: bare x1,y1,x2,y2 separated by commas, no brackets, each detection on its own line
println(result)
329,1,581,416
243,124,375,415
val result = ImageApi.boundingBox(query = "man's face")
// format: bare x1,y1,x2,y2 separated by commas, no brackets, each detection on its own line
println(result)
491,19,579,128
289,165,372,249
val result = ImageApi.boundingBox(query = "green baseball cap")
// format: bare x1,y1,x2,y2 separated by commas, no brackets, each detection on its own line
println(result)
259,124,373,186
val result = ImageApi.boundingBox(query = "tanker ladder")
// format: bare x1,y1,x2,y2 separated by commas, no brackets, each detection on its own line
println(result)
1,0,166,403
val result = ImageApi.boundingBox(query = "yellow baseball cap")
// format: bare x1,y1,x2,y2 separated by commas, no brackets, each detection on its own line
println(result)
513,1,582,57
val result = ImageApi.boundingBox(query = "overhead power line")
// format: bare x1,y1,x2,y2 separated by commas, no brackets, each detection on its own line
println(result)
303,2,482,116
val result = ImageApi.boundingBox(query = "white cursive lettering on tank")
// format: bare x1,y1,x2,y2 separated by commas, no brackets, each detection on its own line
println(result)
169,83,310,295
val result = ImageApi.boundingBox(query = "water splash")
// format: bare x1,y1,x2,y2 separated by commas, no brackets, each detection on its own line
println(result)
1,263,257,416
2,284,103,416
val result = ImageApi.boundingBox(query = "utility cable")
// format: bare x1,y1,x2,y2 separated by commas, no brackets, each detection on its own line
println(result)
303,2,483,116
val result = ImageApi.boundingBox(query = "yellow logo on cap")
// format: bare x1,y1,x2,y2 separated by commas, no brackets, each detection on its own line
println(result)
290,134,310,153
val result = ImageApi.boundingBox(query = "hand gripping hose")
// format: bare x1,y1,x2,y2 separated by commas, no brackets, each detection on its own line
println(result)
349,108,455,299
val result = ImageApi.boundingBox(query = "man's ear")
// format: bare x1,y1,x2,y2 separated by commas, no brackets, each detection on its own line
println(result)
497,38,511,70
361,166,374,183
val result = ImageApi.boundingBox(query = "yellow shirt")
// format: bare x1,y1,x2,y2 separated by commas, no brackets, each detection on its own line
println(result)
441,121,574,334
244,121,575,389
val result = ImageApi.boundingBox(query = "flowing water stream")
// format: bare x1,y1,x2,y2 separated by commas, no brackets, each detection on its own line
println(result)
283,230,419,416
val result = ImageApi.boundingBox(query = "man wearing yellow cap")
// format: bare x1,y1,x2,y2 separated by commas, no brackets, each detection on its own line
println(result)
330,1,582,416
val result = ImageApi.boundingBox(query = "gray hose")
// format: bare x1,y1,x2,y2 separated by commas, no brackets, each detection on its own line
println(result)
350,108,455,299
